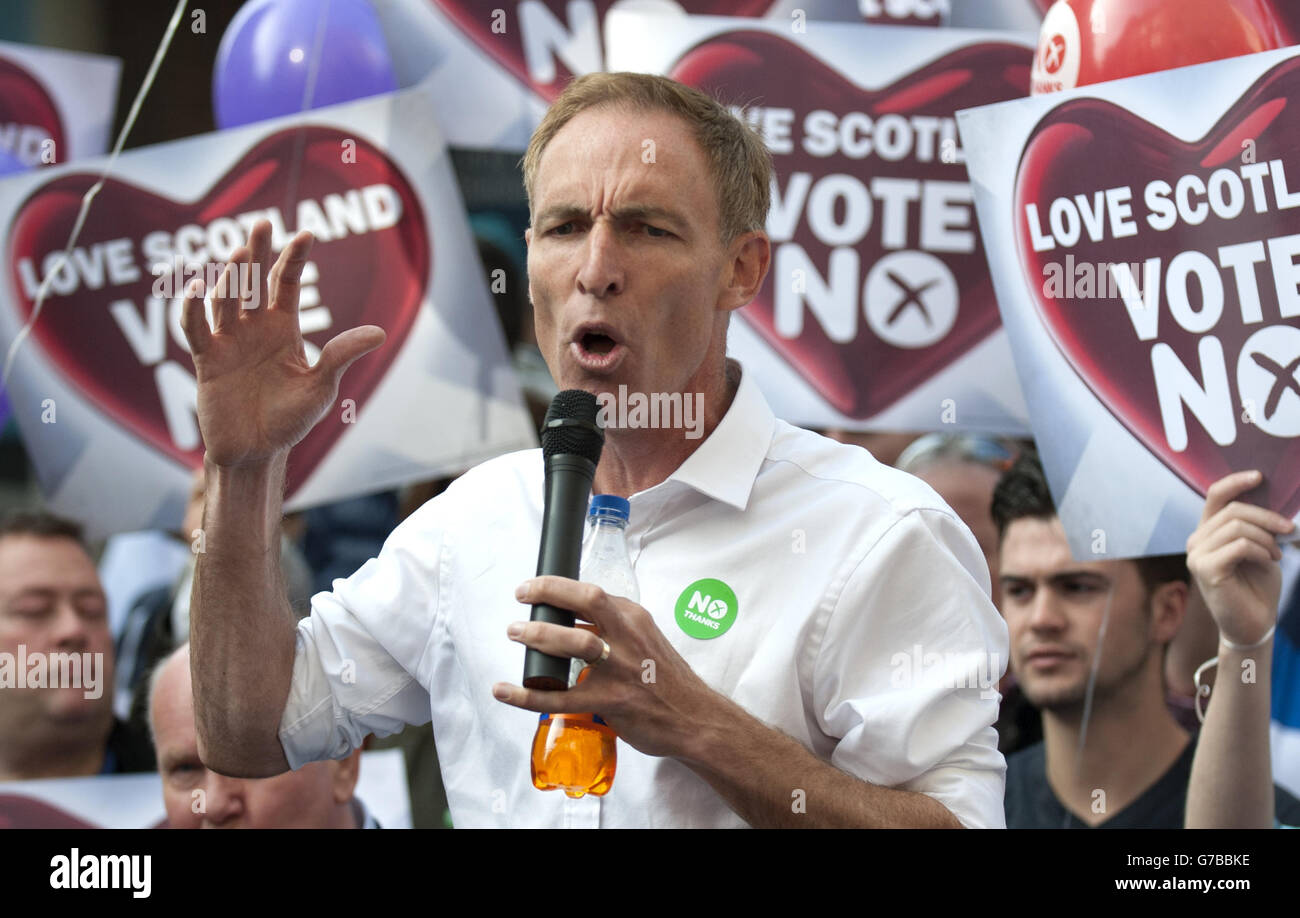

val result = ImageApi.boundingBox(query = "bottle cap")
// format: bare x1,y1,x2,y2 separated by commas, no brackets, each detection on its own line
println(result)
588,494,630,522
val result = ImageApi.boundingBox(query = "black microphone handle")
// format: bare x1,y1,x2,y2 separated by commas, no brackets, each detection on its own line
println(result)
522,454,596,690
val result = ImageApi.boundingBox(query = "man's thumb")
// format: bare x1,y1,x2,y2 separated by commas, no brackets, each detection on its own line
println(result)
318,325,386,379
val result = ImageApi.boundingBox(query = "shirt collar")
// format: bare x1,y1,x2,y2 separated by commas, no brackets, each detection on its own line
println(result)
667,360,774,512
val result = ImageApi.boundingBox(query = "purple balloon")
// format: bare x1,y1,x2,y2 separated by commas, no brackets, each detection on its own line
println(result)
0,149,29,176
213,0,398,129
0,386,8,433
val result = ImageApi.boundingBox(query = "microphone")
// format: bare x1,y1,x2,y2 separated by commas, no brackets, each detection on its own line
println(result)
522,390,605,690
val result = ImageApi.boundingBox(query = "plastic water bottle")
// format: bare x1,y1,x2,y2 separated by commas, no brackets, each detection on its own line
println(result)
530,495,638,797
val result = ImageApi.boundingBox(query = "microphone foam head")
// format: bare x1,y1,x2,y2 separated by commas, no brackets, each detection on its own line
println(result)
541,390,604,464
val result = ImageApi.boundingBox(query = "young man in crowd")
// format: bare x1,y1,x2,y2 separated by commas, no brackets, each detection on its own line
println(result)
994,453,1300,828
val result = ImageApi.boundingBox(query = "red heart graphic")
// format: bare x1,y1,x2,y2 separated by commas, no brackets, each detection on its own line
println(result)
6,127,428,497
0,794,99,829
670,31,1031,418
1013,56,1300,516
1277,5,1300,40
431,1,774,101
0,56,66,165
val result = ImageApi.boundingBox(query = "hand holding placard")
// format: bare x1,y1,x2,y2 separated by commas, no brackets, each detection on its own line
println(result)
1186,470,1291,649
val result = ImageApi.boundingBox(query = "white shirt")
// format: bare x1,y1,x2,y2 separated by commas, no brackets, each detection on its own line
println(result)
278,362,1009,828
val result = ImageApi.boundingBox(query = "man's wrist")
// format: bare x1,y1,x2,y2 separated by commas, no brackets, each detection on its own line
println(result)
202,451,289,550
1218,623,1276,653
673,686,753,770
204,450,289,482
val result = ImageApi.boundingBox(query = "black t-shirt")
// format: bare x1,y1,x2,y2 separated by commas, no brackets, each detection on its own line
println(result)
1004,735,1300,828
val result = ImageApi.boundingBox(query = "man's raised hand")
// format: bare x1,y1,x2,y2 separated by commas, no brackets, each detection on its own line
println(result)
179,219,385,468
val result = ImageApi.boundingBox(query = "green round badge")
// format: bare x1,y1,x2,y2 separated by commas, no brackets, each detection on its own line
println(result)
675,578,738,640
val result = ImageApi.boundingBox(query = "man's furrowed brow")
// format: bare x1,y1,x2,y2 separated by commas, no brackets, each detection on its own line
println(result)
535,204,588,228
534,203,688,230
610,204,686,229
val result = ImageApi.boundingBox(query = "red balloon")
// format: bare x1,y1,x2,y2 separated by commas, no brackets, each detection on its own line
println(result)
1031,0,1297,94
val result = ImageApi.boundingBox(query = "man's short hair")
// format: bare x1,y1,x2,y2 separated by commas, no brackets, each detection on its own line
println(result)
146,644,185,748
0,510,86,549
522,71,772,244
991,450,1187,593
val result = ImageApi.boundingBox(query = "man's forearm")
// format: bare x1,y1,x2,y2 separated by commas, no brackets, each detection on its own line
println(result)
190,453,297,777
1185,640,1275,828
678,692,963,828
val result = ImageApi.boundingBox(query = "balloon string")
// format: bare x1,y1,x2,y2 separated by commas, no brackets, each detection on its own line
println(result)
281,0,332,226
1065,580,1113,827
2,0,190,391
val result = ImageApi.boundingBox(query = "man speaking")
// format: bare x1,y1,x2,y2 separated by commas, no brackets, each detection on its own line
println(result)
183,73,1006,828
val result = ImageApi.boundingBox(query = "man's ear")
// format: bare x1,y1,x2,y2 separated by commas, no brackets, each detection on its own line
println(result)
720,230,771,314
1151,580,1190,645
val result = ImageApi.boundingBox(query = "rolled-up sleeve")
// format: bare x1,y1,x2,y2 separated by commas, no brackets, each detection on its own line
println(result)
814,507,1009,829
278,509,443,770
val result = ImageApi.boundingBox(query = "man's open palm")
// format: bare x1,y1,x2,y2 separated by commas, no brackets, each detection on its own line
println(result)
179,220,385,467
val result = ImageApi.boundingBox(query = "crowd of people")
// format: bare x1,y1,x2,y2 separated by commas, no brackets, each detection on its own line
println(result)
2,431,1296,828
0,70,1296,829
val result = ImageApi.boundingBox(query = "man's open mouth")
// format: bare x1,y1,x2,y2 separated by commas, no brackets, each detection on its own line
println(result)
581,331,617,355
571,325,626,372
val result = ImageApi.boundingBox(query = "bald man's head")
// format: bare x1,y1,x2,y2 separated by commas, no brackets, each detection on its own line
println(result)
149,644,364,828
